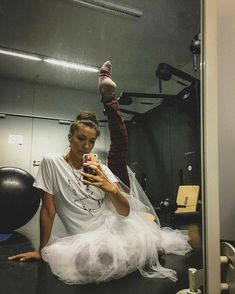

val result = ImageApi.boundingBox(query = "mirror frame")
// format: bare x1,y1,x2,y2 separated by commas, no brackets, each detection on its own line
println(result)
202,0,220,293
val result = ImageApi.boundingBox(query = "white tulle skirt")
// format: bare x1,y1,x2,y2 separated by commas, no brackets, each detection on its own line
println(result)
41,204,191,284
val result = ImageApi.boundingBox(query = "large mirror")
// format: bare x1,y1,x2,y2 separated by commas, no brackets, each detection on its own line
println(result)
0,1,203,293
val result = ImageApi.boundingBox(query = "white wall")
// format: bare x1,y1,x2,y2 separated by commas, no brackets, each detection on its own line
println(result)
218,0,235,241
0,77,110,175
0,77,113,245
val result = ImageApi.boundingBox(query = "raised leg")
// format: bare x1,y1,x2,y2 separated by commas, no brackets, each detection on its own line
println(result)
98,61,130,187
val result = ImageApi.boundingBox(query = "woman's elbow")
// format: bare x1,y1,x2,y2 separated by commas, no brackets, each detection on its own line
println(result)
40,205,56,220
124,207,130,217
119,203,130,217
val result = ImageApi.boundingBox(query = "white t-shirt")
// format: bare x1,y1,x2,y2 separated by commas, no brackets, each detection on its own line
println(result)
33,153,118,235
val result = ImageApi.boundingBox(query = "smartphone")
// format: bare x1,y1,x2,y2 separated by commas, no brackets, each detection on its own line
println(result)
83,154,99,178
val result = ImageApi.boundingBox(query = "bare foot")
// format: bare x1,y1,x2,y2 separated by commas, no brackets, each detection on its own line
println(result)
98,61,116,102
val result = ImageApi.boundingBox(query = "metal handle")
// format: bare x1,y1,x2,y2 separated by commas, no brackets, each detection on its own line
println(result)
176,268,203,294
220,242,235,293
33,160,40,167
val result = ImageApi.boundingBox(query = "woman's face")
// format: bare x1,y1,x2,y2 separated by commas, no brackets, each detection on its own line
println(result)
69,125,97,159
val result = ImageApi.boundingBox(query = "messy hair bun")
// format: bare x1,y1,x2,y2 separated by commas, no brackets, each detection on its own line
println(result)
69,111,100,137
76,111,99,125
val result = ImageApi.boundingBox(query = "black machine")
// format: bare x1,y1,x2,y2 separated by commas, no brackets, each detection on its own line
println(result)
118,63,201,219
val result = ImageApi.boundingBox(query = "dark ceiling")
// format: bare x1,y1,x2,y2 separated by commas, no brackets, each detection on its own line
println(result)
0,0,200,94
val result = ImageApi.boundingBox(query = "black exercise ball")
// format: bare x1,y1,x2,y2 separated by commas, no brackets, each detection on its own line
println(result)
159,198,178,213
0,167,40,233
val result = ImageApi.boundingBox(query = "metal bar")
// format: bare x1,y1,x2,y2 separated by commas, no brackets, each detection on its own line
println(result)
71,0,143,18
119,108,139,115
120,92,176,99
0,112,109,123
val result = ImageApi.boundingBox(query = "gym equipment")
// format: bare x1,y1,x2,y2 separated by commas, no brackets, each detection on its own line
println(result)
156,198,185,224
159,198,178,213
220,242,235,293
175,185,200,214
0,167,40,233
156,185,200,224
177,242,235,293
190,33,201,71
176,268,204,294
118,63,199,112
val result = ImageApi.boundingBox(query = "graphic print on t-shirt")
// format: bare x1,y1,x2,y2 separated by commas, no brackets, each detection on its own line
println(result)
67,178,104,216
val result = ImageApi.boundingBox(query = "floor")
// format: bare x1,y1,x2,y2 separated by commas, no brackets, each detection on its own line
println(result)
0,213,203,294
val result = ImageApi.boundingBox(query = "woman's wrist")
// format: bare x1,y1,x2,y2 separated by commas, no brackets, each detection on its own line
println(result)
39,243,47,251
109,183,119,195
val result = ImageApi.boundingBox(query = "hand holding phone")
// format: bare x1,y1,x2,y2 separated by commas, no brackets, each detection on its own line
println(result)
82,154,120,196
83,154,99,179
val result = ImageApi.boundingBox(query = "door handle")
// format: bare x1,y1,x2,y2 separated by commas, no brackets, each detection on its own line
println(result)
33,160,40,167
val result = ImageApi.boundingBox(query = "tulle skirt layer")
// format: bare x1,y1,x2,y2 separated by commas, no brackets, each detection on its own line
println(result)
41,209,191,284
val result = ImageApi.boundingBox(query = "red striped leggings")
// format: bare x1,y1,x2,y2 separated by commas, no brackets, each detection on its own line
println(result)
103,99,130,188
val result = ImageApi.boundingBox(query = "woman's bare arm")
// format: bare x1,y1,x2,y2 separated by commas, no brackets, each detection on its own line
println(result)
39,192,56,250
8,191,56,262
82,163,130,217
106,183,130,217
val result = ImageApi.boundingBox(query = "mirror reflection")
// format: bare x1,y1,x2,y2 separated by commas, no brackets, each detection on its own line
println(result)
0,0,202,293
